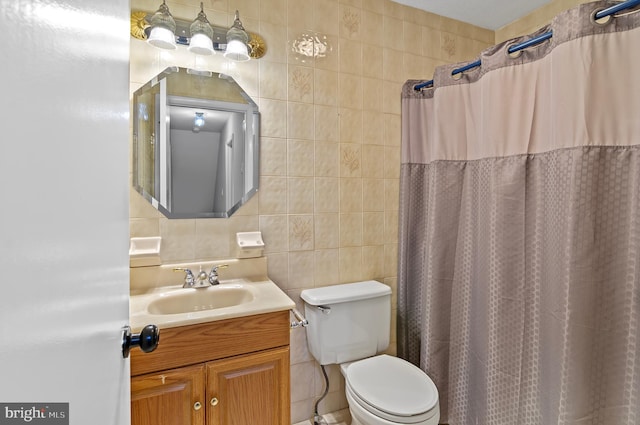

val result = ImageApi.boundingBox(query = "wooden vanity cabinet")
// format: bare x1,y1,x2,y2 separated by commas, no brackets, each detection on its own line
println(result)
131,364,205,425
207,347,289,425
130,311,290,425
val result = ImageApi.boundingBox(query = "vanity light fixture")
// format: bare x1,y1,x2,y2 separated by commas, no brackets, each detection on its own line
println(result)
223,10,250,62
146,0,177,50
188,3,214,55
131,5,266,61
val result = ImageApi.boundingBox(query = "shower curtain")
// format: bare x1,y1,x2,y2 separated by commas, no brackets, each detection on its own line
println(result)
398,2,640,424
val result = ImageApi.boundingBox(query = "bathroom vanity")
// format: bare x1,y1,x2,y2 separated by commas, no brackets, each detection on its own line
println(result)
129,62,285,424
130,311,290,425
129,258,294,425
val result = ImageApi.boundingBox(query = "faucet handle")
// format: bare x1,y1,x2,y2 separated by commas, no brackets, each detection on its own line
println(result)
208,264,228,285
173,267,195,287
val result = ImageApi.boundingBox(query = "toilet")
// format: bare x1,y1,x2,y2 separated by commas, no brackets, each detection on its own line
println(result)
301,281,440,425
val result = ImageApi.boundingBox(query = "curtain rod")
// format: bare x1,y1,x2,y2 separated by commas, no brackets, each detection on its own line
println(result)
414,0,640,91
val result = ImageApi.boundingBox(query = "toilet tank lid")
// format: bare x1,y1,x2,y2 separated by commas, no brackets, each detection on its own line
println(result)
300,281,391,306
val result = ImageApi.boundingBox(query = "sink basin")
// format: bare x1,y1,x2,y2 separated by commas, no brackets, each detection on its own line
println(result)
129,259,296,330
147,285,254,315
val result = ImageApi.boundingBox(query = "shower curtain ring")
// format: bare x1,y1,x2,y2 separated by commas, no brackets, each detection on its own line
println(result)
590,8,613,25
506,44,523,59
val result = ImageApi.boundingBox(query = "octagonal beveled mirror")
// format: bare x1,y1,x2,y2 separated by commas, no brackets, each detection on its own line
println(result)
132,67,259,218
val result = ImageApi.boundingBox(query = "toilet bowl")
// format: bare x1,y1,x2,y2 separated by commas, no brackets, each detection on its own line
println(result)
341,355,439,425
300,281,440,425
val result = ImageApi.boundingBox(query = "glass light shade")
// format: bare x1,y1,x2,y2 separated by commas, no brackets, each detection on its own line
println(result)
148,26,177,49
223,11,250,62
147,1,177,50
188,4,214,55
224,39,250,61
188,33,214,55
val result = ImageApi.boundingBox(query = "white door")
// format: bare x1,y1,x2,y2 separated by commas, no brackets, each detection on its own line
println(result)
0,1,133,424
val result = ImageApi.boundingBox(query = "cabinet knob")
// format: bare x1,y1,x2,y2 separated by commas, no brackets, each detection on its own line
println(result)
194,401,202,411
210,397,219,407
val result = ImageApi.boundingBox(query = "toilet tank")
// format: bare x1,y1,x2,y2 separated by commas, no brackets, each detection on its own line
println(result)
300,281,392,365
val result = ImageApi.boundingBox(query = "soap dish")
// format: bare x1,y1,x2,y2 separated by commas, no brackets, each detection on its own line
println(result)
129,237,161,267
236,232,264,258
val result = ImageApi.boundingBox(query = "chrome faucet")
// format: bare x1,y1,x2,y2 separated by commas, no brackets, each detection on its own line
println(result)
173,267,196,288
174,264,228,288
208,264,228,285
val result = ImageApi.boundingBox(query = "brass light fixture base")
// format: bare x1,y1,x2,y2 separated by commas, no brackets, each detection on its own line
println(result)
248,32,266,59
130,11,150,40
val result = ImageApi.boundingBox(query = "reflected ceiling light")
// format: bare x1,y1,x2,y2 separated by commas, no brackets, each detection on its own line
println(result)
188,2,214,55
223,11,250,62
194,112,205,127
147,0,176,50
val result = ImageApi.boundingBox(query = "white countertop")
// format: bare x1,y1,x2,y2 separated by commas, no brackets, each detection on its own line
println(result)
130,277,295,332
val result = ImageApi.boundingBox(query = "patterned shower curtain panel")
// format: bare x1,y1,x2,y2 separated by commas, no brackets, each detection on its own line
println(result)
398,2,640,424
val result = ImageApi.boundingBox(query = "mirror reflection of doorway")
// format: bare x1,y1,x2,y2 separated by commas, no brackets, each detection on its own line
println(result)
132,67,260,218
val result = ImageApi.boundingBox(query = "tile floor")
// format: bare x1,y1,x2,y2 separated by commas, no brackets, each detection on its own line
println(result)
293,408,351,425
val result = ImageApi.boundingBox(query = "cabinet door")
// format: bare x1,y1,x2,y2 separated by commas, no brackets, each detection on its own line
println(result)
206,347,290,425
132,364,206,425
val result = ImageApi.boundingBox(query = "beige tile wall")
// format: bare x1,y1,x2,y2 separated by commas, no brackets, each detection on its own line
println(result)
129,0,492,422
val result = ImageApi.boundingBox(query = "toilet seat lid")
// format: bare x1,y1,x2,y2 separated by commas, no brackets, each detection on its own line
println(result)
346,355,438,418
